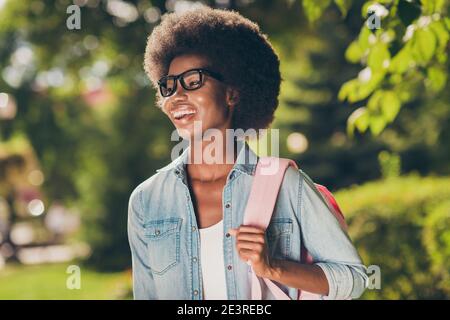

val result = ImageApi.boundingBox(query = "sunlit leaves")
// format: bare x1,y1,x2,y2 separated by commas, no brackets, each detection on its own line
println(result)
411,27,437,65
339,69,385,102
380,90,401,122
389,45,415,74
426,66,447,92
345,41,365,63
347,107,369,137
347,89,401,136
429,20,450,63
368,42,390,70
302,0,332,22
361,0,392,20
368,114,387,135
336,0,450,136
421,0,446,14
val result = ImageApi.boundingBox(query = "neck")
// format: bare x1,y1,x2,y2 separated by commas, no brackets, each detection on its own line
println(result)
187,132,239,182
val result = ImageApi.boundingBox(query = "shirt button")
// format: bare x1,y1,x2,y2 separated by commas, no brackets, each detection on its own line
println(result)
226,233,230,238
227,265,232,270
155,230,160,235
192,257,197,263
175,170,180,175
192,226,196,232
193,290,199,296
225,203,231,209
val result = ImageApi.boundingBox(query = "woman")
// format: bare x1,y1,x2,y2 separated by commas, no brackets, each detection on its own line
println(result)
128,6,368,300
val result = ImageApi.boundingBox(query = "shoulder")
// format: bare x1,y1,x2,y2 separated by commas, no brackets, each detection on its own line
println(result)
129,146,188,203
128,169,172,208
282,163,317,190
277,162,322,214
279,164,311,194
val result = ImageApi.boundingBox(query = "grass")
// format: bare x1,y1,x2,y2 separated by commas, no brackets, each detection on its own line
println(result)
0,262,132,300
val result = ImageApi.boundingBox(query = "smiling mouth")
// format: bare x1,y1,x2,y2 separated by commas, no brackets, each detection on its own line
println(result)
171,108,197,120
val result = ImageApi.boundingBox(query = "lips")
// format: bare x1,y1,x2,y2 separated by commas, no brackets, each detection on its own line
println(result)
170,104,197,121
172,109,196,120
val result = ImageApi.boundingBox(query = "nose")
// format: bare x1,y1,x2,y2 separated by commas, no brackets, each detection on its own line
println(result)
161,82,188,112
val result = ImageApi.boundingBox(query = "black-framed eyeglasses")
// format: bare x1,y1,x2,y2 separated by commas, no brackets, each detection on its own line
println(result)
157,68,224,97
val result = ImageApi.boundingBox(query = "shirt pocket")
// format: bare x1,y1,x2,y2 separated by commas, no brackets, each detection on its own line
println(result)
144,218,182,275
266,218,293,259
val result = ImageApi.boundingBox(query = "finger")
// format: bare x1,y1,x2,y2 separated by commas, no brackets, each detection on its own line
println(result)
228,228,238,236
236,233,265,244
237,248,254,261
238,225,265,234
238,249,260,262
237,240,264,252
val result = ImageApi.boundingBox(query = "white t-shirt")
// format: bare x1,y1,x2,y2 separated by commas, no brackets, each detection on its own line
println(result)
199,219,228,300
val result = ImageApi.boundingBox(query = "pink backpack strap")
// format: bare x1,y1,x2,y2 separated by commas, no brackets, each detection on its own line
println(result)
243,156,297,300
245,157,348,300
243,156,298,229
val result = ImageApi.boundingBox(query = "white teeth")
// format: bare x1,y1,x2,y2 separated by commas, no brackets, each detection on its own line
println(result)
172,109,196,119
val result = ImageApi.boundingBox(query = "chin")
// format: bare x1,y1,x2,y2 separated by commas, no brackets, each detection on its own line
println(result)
173,120,202,140
174,119,229,143
174,125,200,142
176,129,194,141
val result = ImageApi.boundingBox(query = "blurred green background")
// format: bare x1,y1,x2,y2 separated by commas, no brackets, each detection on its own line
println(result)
0,0,448,299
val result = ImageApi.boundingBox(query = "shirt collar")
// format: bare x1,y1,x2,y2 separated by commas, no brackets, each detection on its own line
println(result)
155,139,258,177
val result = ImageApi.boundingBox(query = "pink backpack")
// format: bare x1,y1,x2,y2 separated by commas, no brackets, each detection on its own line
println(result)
243,157,347,300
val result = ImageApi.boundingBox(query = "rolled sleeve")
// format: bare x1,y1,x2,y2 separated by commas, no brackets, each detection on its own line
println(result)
297,170,368,300
316,262,367,300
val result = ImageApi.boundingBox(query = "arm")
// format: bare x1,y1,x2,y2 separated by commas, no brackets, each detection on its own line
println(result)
127,187,158,300
229,225,330,295
265,259,330,295
229,170,368,299
291,170,368,299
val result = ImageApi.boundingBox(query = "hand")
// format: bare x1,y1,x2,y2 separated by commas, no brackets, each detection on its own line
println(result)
228,225,274,278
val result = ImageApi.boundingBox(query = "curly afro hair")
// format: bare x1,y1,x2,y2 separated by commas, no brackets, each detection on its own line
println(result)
144,6,281,131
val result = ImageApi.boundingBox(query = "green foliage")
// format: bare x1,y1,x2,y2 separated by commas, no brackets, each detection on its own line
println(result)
303,0,354,20
378,150,401,178
302,0,450,136
336,175,450,299
0,0,172,270
302,0,333,22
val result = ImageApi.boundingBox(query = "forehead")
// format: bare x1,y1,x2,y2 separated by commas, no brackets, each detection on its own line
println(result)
168,54,211,75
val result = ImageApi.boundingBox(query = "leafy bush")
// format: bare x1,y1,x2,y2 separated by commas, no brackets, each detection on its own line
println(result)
335,174,450,299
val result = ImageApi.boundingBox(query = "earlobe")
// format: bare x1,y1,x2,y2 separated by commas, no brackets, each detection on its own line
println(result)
226,87,239,109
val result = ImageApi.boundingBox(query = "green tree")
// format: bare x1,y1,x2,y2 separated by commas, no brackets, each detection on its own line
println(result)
301,0,449,136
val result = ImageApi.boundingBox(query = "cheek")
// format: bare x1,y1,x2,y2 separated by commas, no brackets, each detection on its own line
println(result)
160,99,171,116
193,89,228,118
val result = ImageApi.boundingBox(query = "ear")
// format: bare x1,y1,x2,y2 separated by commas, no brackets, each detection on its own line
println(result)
225,87,239,110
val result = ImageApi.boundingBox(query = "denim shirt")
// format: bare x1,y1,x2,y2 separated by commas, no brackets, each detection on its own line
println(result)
128,140,368,300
